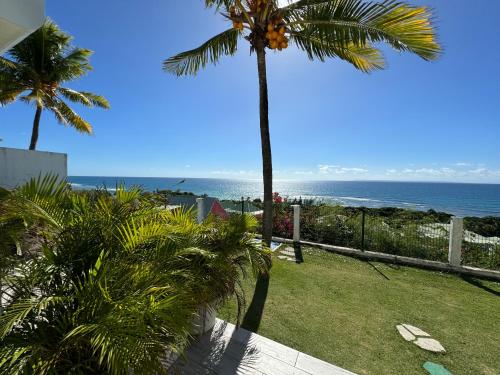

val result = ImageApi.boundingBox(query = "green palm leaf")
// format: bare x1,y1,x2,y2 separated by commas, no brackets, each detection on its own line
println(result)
163,28,240,76
291,32,385,71
284,0,441,61
57,88,110,109
51,99,93,133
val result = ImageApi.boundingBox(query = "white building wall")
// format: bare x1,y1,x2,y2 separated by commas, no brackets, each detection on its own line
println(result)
0,147,67,189
0,0,45,53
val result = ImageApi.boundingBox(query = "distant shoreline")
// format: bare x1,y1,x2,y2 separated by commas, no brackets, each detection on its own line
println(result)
68,176,500,218
68,176,500,186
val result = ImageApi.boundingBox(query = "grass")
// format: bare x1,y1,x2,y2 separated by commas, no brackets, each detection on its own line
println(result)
218,247,500,375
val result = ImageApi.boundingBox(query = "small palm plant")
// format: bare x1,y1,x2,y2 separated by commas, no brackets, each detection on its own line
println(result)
164,0,441,245
0,176,270,374
0,20,109,150
0,177,270,374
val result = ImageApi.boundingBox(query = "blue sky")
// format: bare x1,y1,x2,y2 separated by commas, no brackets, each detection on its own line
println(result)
1,0,500,183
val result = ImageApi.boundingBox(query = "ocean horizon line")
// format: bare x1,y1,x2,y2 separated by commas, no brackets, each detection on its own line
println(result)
68,175,500,186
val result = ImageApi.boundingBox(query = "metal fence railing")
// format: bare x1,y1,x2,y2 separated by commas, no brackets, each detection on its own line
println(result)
221,199,262,215
214,198,500,272
462,231,500,270
363,217,449,262
297,205,450,262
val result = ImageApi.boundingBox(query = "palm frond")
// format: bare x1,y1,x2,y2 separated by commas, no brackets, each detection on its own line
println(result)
51,99,93,133
291,32,385,71
57,88,110,109
205,0,236,10
12,175,70,232
0,57,19,70
163,28,240,76
0,87,25,106
284,0,441,61
0,296,66,338
50,48,93,83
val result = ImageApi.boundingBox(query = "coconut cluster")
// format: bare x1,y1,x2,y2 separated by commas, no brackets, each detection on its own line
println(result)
266,23,288,50
229,6,244,31
232,20,244,30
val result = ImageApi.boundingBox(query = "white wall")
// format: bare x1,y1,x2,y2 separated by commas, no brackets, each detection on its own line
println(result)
0,0,45,53
0,147,67,189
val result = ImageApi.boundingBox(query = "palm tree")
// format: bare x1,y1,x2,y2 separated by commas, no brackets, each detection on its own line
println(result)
0,20,109,150
164,0,440,245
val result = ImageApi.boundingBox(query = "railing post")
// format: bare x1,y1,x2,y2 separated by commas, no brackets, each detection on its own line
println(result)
196,198,204,224
292,205,300,242
361,209,366,251
449,217,463,267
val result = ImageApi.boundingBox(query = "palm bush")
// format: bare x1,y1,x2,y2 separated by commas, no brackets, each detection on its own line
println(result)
0,176,271,374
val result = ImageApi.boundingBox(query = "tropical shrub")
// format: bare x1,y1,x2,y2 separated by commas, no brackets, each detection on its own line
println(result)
0,176,271,374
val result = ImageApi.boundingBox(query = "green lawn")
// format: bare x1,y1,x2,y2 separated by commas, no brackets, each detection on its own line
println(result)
218,247,500,375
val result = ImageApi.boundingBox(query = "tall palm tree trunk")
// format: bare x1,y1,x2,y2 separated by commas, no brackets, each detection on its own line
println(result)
256,45,273,246
29,105,42,150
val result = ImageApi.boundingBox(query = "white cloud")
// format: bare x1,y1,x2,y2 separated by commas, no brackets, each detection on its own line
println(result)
185,165,191,168
318,164,340,174
384,165,500,180
454,162,472,167
468,168,489,176
318,164,368,175
339,167,369,173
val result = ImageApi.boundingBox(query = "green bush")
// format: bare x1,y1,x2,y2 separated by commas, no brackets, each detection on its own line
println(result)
0,176,271,374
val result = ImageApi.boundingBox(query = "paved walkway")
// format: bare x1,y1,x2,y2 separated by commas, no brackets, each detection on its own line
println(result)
169,319,356,375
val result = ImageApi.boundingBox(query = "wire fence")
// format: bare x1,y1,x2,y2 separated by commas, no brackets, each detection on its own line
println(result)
299,205,450,262
217,197,500,271
462,231,500,270
221,199,262,215
363,217,449,262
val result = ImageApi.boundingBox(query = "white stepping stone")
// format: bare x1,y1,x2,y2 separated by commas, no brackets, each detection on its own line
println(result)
396,324,446,353
414,338,446,353
402,324,431,337
277,255,294,261
396,325,415,342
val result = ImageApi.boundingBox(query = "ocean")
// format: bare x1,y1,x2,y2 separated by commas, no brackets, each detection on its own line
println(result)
68,176,500,218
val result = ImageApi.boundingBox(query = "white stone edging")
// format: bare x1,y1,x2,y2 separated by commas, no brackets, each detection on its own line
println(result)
255,234,500,281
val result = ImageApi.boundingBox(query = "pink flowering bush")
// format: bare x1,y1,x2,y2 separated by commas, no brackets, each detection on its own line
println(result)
256,193,293,238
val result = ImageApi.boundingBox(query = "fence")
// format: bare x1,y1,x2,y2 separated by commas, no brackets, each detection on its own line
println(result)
462,230,500,270
221,198,262,216
298,205,452,262
196,198,500,274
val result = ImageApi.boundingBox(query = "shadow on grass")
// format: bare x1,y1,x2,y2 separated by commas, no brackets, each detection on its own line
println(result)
461,275,500,297
364,260,391,280
241,275,269,333
294,242,304,263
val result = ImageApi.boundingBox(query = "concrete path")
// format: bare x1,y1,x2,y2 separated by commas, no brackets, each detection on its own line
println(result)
169,319,356,375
